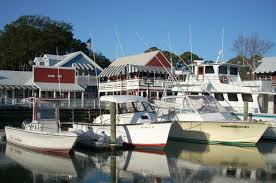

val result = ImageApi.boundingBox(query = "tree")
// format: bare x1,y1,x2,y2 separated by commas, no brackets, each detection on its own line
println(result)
233,33,274,69
89,52,111,69
179,51,203,65
0,15,111,70
144,47,203,70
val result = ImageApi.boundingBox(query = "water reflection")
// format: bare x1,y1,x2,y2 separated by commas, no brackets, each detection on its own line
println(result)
73,148,171,182
5,143,77,182
2,140,276,182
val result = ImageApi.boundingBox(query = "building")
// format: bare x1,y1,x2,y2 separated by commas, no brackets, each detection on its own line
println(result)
34,51,103,98
99,51,174,99
254,57,276,91
0,51,103,108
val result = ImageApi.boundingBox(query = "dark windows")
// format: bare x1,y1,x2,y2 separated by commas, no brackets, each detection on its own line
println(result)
242,94,253,102
219,66,227,74
230,67,238,75
198,67,204,75
214,93,224,101
228,93,238,101
205,66,214,74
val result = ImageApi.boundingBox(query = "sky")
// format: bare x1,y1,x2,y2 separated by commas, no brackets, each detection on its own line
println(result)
1,0,276,61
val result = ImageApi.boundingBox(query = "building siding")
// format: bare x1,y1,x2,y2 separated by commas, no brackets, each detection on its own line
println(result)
146,52,171,68
33,67,75,83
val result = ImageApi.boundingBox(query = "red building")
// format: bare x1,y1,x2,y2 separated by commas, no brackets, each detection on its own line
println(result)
99,51,174,99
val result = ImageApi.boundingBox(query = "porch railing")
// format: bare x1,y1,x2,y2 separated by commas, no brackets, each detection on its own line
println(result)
0,98,106,109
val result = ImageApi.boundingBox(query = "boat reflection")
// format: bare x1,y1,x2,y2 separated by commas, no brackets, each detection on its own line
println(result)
165,140,272,182
257,141,276,174
5,143,77,182
73,148,170,182
0,141,15,169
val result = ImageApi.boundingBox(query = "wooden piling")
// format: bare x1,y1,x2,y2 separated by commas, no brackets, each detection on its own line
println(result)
110,102,116,145
244,101,248,121
110,155,116,183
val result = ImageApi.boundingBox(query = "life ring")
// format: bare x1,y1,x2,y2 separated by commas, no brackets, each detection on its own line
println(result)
219,75,228,83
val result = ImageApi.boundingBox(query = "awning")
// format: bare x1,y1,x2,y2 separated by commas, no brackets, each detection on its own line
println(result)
99,64,170,77
34,82,85,92
0,85,36,90
73,63,95,70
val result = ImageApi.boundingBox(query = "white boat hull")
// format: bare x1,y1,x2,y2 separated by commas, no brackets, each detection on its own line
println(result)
5,126,78,154
75,122,172,148
169,121,268,146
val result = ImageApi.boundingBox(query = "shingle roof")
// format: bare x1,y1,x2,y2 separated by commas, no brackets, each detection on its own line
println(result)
0,70,32,86
254,57,276,73
110,51,160,66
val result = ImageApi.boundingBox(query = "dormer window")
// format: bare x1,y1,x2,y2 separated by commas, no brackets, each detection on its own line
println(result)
219,66,227,74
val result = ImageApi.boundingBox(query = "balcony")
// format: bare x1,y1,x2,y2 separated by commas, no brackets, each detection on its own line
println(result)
99,79,174,92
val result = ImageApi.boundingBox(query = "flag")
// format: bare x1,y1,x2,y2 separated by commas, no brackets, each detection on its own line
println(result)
86,38,92,49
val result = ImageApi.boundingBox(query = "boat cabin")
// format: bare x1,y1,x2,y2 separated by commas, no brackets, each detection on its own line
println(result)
94,95,157,124
24,98,61,132
156,95,238,122
176,60,242,84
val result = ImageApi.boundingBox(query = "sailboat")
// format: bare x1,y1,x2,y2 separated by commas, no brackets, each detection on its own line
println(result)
5,98,78,154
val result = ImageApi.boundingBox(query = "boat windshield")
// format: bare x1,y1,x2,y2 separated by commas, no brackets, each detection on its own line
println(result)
187,95,227,114
160,95,227,114
118,102,155,114
36,101,58,121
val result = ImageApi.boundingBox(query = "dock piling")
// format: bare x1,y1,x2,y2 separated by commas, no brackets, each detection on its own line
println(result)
110,102,116,146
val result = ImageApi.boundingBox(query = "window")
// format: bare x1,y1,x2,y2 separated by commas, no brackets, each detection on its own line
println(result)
242,94,253,102
198,67,204,75
214,93,224,101
228,93,238,101
118,103,135,114
132,102,145,112
205,66,214,74
142,102,154,112
190,92,199,95
219,66,227,74
230,67,238,75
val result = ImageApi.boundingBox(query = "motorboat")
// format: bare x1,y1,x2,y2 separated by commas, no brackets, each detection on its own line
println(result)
156,95,268,146
70,95,172,148
172,61,276,140
5,98,78,154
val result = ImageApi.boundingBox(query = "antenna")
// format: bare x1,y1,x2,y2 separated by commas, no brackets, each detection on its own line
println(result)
216,28,224,63
56,47,61,98
168,32,173,74
189,24,193,63
115,25,125,56
221,27,224,62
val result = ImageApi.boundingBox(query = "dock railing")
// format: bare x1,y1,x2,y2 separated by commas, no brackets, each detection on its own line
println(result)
0,98,106,109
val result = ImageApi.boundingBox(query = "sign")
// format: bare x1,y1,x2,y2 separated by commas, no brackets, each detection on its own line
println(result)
33,66,75,83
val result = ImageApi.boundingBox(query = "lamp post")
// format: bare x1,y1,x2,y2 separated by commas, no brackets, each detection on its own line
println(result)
145,79,153,101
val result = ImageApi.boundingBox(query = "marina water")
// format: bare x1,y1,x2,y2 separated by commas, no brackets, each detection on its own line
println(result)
1,140,276,183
